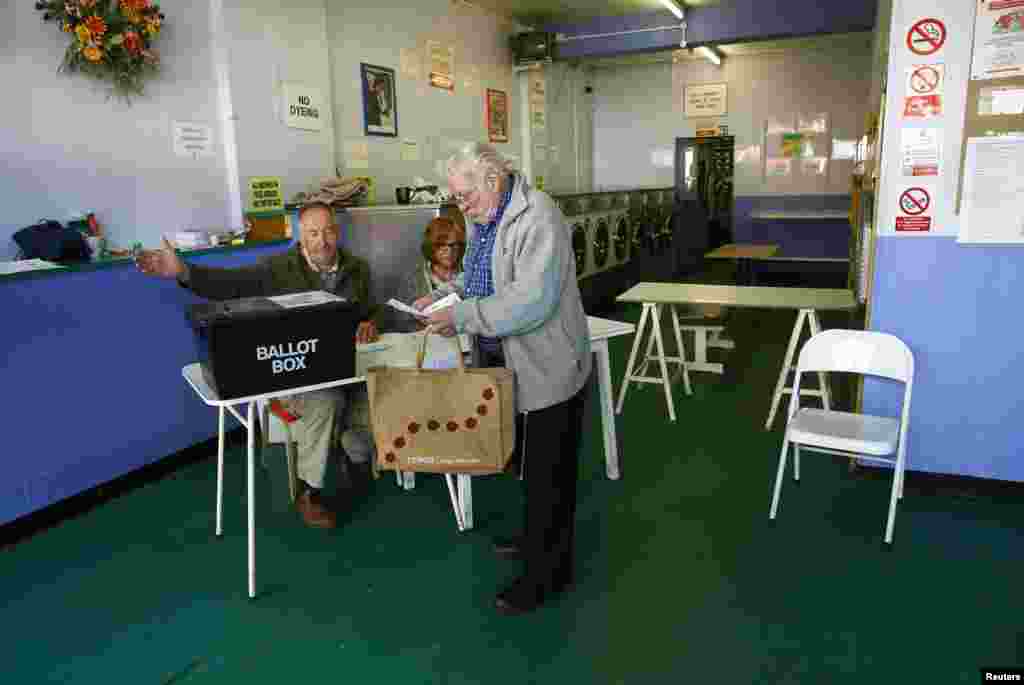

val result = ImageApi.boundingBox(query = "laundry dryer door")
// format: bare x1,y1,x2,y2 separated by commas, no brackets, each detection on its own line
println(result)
572,221,587,278
613,213,630,264
593,215,611,271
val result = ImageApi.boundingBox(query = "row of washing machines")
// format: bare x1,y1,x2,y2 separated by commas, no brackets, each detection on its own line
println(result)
552,187,694,313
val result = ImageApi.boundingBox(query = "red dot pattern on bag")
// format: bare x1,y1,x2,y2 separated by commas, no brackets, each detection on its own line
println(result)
385,385,499,467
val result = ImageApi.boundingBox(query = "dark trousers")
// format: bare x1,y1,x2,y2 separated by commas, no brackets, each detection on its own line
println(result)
517,386,588,589
478,342,589,592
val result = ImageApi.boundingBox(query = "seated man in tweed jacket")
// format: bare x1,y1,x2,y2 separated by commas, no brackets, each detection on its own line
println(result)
136,202,379,529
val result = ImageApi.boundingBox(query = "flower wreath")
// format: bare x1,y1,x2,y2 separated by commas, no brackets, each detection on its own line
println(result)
36,0,166,99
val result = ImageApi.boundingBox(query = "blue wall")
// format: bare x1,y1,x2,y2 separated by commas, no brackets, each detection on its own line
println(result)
0,242,289,525
864,237,1024,482
732,195,851,258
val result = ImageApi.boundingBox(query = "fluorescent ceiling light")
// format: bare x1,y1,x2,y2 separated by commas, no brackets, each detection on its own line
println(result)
697,45,721,65
658,0,684,20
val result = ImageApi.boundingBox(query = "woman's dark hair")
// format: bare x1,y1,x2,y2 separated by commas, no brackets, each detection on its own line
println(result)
421,217,466,263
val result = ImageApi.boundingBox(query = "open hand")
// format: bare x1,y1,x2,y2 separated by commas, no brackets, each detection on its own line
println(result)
135,237,185,279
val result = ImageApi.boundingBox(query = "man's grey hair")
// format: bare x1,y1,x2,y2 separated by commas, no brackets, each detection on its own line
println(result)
445,142,516,191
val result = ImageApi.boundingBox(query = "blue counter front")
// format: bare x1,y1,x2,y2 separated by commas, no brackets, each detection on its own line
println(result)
0,241,291,526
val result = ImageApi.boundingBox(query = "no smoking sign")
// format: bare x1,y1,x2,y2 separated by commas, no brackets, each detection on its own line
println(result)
908,65,943,94
903,64,944,118
906,18,947,56
897,187,932,232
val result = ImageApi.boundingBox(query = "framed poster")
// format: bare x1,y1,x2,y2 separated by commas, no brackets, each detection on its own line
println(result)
361,63,397,137
486,88,509,143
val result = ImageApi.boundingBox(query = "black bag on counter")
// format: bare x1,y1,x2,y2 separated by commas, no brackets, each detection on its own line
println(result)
12,220,91,264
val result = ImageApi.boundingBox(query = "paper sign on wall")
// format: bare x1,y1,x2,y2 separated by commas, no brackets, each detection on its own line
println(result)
896,186,932,231
684,84,728,118
903,64,944,118
345,140,369,170
979,85,1024,114
400,47,421,80
248,177,283,212
972,0,1024,80
428,41,455,91
901,128,942,176
172,121,214,159
283,83,324,131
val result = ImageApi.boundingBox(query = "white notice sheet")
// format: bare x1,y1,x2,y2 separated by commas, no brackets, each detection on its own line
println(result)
959,136,1024,243
268,291,345,309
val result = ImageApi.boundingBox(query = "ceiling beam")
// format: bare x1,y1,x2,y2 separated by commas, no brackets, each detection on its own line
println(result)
544,0,877,61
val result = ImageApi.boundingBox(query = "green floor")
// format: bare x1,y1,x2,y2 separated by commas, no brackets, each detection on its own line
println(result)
3,304,1022,683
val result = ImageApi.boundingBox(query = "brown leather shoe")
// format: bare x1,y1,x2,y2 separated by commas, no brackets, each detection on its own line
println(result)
296,489,336,529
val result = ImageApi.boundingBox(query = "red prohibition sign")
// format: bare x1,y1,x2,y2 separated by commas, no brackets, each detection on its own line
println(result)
911,65,940,93
900,187,931,215
907,18,947,56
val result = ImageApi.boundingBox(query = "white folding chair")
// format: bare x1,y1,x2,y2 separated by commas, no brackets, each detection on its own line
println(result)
769,329,914,544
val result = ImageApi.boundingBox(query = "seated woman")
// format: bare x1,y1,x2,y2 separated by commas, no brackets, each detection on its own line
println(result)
344,217,467,470
394,216,466,332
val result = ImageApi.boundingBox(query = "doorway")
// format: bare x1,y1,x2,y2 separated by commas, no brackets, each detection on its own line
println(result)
674,136,735,251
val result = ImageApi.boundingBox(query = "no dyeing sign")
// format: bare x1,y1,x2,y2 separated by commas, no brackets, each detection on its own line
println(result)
283,83,324,131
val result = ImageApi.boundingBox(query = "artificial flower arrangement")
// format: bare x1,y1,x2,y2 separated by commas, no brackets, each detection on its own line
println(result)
35,0,166,99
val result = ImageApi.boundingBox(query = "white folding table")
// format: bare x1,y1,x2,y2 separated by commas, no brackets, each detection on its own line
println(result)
182,317,635,595
615,283,857,429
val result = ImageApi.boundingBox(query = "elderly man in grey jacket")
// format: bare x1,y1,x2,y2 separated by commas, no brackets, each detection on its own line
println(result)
417,142,592,615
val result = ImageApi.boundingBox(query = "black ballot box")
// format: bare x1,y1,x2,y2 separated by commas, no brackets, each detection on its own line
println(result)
187,291,360,400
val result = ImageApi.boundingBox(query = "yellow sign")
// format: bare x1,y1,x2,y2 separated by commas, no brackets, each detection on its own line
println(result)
248,177,283,212
535,175,545,191
696,127,720,138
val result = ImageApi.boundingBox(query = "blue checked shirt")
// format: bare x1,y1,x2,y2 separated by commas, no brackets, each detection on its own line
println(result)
464,177,514,353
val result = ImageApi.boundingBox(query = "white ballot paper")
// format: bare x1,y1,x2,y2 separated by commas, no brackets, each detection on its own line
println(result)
387,292,462,318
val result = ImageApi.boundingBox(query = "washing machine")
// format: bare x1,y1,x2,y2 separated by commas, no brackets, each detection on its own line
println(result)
609,208,631,269
571,217,589,279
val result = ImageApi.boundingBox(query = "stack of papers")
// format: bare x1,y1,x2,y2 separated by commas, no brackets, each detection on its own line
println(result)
0,258,64,275
167,231,210,249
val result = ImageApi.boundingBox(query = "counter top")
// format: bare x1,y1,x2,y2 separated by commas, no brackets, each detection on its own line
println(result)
0,238,291,283
750,211,850,220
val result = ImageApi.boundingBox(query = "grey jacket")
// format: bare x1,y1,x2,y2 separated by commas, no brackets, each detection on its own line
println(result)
439,174,592,413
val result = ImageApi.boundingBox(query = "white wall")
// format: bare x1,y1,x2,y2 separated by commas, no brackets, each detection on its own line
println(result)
225,0,336,205
532,62,596,194
1,0,233,259
3,0,520,259
325,0,518,204
591,38,873,195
